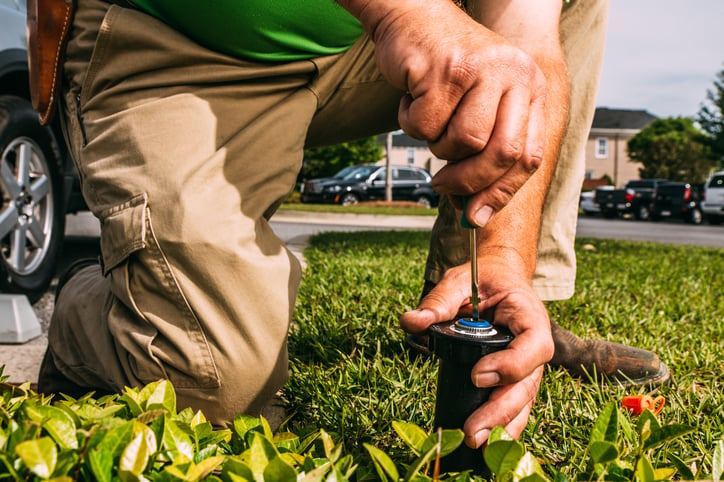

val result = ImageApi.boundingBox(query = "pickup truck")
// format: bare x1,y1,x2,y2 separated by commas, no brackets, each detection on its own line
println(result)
594,179,669,220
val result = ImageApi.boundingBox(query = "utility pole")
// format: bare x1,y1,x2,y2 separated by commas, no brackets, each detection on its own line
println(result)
385,131,393,201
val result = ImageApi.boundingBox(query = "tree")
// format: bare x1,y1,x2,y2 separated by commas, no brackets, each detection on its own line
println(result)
627,117,714,183
697,65,724,168
301,136,383,181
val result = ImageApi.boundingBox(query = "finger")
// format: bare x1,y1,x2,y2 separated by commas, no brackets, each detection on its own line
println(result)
432,84,534,196
399,268,470,333
471,330,553,387
398,85,463,142
462,367,543,448
426,81,501,161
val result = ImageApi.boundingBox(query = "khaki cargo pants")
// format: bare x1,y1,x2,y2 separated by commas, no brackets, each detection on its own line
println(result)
50,0,608,426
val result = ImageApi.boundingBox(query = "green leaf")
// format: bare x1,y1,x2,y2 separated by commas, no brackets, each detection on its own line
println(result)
145,379,176,414
642,424,695,451
635,456,655,482
163,417,194,460
119,393,143,418
636,409,661,437
653,467,677,480
234,415,261,439
589,441,619,465
97,421,134,458
512,452,548,481
222,456,255,480
403,442,438,481
119,423,157,479
420,429,464,458
247,432,281,480
484,439,526,475
590,402,618,444
667,452,694,481
489,426,514,444
15,437,57,479
188,455,226,481
24,404,78,449
263,456,298,482
391,421,428,455
88,448,114,482
363,443,399,482
713,439,723,482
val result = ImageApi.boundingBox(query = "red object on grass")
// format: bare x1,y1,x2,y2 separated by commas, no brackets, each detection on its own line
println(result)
622,395,665,416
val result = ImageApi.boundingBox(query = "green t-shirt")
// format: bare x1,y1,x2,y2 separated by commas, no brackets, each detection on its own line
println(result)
130,0,365,62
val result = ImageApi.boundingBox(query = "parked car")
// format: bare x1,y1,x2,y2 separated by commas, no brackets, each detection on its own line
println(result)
300,164,440,207
579,190,601,216
650,182,703,224
701,170,724,225
594,179,669,220
1,0,87,302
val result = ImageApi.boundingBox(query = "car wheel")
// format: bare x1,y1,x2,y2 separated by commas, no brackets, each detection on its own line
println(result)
635,205,650,221
415,195,432,208
340,192,359,206
0,95,65,303
689,208,703,225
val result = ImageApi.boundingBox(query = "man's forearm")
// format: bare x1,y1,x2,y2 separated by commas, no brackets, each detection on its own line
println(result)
474,11,570,280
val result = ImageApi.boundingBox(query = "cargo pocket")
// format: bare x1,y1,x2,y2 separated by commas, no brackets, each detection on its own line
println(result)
99,193,220,389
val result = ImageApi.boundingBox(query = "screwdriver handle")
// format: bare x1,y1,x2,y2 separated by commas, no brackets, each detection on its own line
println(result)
460,196,474,229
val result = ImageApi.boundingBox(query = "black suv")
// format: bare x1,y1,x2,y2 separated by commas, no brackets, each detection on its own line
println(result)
300,165,440,207
1,0,87,302
650,182,703,224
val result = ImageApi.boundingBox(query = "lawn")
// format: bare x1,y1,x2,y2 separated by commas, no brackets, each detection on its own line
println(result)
284,230,724,479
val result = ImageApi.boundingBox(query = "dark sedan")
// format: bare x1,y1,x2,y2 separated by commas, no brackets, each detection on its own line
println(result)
300,165,440,207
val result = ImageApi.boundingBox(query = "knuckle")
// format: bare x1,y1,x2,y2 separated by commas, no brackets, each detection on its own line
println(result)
497,139,525,165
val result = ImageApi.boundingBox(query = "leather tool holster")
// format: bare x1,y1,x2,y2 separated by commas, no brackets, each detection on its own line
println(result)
26,0,76,126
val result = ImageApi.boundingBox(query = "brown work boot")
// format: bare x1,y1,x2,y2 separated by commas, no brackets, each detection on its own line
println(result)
549,321,671,388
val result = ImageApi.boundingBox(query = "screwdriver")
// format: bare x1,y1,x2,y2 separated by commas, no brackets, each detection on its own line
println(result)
460,197,480,321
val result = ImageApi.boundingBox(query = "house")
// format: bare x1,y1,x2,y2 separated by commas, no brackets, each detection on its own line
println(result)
584,107,657,187
379,107,658,188
376,131,446,175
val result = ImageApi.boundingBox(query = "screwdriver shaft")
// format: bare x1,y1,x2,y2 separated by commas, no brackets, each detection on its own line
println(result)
469,228,480,321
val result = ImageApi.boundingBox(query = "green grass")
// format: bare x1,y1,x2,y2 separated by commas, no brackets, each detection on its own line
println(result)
283,231,724,477
278,202,439,217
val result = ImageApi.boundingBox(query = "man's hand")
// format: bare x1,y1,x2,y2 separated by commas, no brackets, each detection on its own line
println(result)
400,255,554,447
337,0,548,227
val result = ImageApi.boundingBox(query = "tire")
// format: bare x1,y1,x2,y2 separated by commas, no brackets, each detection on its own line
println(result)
635,205,650,221
415,195,432,208
340,192,359,206
0,95,65,303
689,208,703,225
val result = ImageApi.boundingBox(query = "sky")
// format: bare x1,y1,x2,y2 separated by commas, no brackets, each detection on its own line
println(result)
595,1,724,119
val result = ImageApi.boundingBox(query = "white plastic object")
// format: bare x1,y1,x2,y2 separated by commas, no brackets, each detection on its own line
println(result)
0,294,42,343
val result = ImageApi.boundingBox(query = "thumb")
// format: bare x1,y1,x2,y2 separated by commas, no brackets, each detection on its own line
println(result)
400,278,468,333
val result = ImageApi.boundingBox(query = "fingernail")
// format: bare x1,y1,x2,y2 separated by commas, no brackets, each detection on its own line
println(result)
474,371,500,387
473,205,495,227
469,429,491,448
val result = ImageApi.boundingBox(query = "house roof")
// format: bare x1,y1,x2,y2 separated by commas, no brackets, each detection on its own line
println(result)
592,108,658,130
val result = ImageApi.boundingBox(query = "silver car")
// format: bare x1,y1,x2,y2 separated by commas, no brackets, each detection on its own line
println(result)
701,170,724,225
1,0,86,302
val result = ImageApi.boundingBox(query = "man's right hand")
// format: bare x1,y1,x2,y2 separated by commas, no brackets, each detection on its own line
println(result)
337,0,549,227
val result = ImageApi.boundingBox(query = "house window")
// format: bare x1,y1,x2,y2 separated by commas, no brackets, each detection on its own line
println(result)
406,148,415,164
595,138,609,159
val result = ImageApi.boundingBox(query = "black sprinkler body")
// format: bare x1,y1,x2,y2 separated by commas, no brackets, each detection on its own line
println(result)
428,318,513,476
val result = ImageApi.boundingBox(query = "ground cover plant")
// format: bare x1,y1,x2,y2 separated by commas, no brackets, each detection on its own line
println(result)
0,231,722,480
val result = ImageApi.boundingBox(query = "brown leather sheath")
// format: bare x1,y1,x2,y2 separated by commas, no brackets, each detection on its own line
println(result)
26,0,76,126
